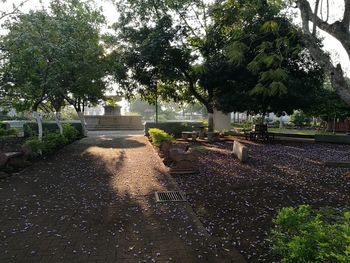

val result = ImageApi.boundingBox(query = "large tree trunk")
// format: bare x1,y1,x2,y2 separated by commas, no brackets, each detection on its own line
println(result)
77,111,87,137
32,111,43,141
279,115,284,129
53,112,63,135
208,112,214,132
296,0,350,106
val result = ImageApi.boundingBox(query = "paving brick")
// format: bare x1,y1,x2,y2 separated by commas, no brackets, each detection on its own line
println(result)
0,134,236,263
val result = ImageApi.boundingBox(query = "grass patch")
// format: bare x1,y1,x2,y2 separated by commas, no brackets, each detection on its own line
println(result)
268,128,346,136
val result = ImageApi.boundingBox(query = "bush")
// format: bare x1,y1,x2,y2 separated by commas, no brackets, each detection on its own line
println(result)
0,127,18,137
24,138,43,156
290,111,311,127
42,132,68,154
24,132,68,156
62,124,79,142
269,120,280,128
23,122,83,138
231,121,253,129
148,128,174,146
0,122,9,129
145,121,204,137
272,205,350,263
253,116,265,124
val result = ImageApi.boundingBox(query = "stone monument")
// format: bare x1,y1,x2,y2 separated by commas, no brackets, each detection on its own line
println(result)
85,96,143,130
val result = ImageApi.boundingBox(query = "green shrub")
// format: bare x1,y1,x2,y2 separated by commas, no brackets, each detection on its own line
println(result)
6,128,18,136
23,122,83,137
0,127,18,137
253,116,265,124
24,132,68,156
269,119,280,128
290,111,311,127
0,122,8,129
62,124,79,142
42,132,68,154
272,205,350,263
24,138,43,156
145,121,204,137
0,128,6,136
231,121,253,129
148,128,174,146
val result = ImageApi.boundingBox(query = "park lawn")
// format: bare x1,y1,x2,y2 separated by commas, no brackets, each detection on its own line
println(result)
268,128,317,135
268,128,347,136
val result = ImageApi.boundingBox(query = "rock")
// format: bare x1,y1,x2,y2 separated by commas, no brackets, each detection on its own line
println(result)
169,147,199,174
7,158,31,168
233,141,249,162
160,142,172,158
21,144,33,159
0,151,9,167
169,148,198,162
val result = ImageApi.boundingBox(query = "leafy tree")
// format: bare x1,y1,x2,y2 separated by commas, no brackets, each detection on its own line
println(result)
0,0,29,25
111,0,324,131
211,0,324,116
304,78,350,120
1,0,107,137
1,10,63,139
110,0,218,131
49,0,107,136
128,98,156,120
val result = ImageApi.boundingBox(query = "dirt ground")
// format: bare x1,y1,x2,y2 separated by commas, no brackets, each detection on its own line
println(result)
172,139,350,262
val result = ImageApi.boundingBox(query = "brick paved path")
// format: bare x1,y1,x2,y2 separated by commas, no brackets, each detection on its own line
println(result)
0,133,244,262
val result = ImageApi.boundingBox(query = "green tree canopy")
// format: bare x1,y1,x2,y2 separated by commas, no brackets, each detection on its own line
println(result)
0,0,107,136
110,0,325,131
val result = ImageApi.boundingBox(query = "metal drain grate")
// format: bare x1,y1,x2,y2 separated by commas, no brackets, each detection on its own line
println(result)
155,191,186,202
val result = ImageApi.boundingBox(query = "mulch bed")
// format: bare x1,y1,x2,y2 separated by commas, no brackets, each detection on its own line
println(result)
170,138,350,262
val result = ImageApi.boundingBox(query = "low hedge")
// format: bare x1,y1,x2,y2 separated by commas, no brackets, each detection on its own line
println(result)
25,132,68,157
0,122,10,129
315,134,350,144
148,128,174,146
0,127,18,137
144,121,205,137
24,124,80,158
23,122,83,138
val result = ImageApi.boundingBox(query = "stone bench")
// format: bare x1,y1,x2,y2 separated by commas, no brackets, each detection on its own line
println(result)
181,131,198,141
232,141,248,162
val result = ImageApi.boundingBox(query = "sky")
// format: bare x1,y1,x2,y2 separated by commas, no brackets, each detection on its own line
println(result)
1,0,349,76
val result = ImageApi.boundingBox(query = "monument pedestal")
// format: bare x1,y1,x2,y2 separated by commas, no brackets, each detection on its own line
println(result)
85,105,143,130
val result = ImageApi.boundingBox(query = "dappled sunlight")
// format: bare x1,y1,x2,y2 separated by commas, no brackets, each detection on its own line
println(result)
82,136,168,204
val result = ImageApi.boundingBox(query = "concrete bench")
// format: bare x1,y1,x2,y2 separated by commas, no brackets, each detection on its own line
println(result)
181,131,198,141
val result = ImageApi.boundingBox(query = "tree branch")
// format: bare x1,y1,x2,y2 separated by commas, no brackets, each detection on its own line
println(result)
297,0,350,59
302,33,350,105
182,70,209,108
312,0,320,35
343,0,350,30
